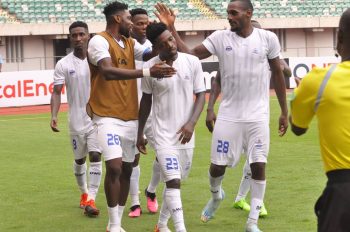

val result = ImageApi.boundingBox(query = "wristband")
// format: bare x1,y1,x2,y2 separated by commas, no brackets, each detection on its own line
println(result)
142,68,151,77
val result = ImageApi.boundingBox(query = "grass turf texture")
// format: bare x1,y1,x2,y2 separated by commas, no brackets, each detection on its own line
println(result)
0,96,325,232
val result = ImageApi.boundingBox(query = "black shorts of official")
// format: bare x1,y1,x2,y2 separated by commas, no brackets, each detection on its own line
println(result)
315,169,350,232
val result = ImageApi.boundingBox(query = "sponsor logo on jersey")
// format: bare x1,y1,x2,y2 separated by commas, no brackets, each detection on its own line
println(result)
69,70,75,75
252,48,259,55
225,46,233,51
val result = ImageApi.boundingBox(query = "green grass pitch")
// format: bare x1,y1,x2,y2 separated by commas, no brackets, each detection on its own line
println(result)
0,96,325,232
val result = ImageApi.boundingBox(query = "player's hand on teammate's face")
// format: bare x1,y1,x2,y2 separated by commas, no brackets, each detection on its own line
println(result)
177,122,195,144
278,114,288,136
154,2,176,27
137,135,147,154
205,109,216,133
150,61,176,78
50,117,60,132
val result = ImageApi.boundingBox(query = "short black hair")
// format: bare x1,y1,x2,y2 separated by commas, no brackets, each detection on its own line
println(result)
69,21,88,33
103,1,128,22
146,22,167,45
130,8,148,18
230,0,254,11
339,8,350,38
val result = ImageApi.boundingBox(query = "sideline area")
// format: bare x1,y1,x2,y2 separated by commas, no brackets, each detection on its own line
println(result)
0,103,68,115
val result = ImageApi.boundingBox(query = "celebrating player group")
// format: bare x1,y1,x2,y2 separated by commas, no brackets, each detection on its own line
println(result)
50,0,350,232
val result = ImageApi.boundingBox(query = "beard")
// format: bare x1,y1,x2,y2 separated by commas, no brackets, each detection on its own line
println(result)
120,27,130,38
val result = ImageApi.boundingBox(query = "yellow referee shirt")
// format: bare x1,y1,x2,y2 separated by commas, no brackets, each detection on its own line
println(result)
291,61,350,173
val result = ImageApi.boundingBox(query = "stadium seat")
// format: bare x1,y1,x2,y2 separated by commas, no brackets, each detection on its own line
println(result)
0,0,349,23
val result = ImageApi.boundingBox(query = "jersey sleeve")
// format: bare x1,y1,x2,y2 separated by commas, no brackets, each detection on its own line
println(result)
134,39,151,61
53,61,65,86
88,35,110,66
267,32,281,60
192,57,206,94
290,71,318,128
202,30,222,56
141,61,153,94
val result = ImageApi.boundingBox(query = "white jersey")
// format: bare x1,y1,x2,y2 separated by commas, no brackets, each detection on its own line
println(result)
203,28,280,122
136,39,152,102
53,52,92,135
142,52,206,150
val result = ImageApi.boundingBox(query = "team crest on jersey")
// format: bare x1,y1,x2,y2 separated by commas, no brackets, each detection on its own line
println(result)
225,46,233,51
252,48,259,55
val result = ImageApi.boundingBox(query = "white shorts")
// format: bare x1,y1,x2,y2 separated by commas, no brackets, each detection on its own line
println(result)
156,148,193,182
70,126,101,160
93,116,137,162
211,120,269,167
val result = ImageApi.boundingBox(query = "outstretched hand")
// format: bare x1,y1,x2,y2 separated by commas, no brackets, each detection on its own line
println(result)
150,61,176,79
154,2,176,27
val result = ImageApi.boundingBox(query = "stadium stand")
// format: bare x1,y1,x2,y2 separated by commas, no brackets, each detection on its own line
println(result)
0,0,348,23
204,0,350,19
0,0,216,23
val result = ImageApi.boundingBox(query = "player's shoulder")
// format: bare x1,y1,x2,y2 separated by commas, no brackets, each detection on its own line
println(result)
300,66,330,90
56,52,73,68
305,66,330,80
178,52,200,62
210,29,231,37
89,34,109,46
254,28,277,39
143,39,153,49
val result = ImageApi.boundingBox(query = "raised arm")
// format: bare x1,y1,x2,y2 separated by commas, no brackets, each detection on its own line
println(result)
154,3,212,60
50,84,63,132
177,91,205,144
206,72,221,132
269,57,288,136
137,93,153,154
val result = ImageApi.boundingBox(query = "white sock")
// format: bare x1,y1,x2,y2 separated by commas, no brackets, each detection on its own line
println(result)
130,165,141,206
107,206,119,232
88,161,102,201
147,160,161,193
164,188,186,232
248,179,266,224
73,162,88,193
235,161,251,202
117,205,125,226
158,188,171,227
209,173,224,200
